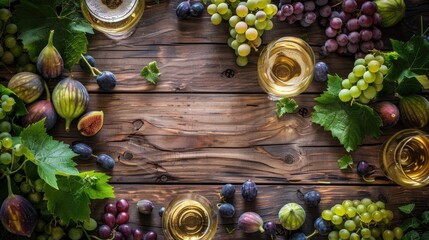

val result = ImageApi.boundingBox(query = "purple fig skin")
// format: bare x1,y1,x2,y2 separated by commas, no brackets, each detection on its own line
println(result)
237,212,265,233
0,195,38,237
37,30,64,79
22,100,58,130
373,101,400,128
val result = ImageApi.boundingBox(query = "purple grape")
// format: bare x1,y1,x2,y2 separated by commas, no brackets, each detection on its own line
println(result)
104,203,117,215
98,225,112,239
315,0,328,6
318,5,332,18
219,203,236,218
133,228,144,240
360,41,374,53
281,4,294,17
96,71,116,91
336,33,349,47
286,15,297,24
325,27,337,38
303,12,317,25
114,231,124,240
342,0,357,13
118,224,132,238
318,17,329,27
330,17,343,30
325,39,338,52
371,26,382,40
159,207,165,217
116,199,129,213
79,54,96,72
295,13,303,21
314,216,332,236
300,19,311,27
303,190,321,207
372,12,382,26
360,29,373,42
319,45,330,57
263,221,277,237
373,39,384,50
220,183,236,200
348,31,360,44
355,51,366,59
304,1,315,11
356,160,374,177
290,232,307,240
241,179,257,202
276,11,286,21
313,61,329,82
116,212,129,225
336,45,347,55
361,1,377,16
71,143,93,160
346,42,359,54
176,1,191,20
330,10,340,19
339,11,352,22
102,212,116,228
190,2,204,17
292,2,304,14
346,18,360,31
358,14,373,28
143,231,158,240
96,153,115,170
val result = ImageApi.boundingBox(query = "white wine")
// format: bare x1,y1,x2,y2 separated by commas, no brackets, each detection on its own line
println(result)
257,37,315,100
81,0,145,40
380,129,429,187
163,194,218,240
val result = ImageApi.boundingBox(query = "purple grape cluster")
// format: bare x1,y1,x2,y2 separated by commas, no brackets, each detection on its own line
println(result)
98,199,157,240
320,0,383,58
276,0,332,27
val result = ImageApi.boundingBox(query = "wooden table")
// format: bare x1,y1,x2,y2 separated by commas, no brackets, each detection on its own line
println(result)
26,0,429,239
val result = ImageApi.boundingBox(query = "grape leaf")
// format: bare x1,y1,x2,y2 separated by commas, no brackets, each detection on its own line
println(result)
0,0,10,7
276,98,298,118
13,0,93,70
141,61,161,84
20,120,79,189
403,230,420,240
0,84,27,117
338,155,353,169
399,203,416,214
78,171,115,199
311,75,383,152
422,211,429,224
44,175,91,224
422,231,429,239
402,217,420,232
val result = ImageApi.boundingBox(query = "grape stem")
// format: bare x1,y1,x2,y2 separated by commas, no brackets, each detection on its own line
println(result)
307,229,319,239
80,54,103,77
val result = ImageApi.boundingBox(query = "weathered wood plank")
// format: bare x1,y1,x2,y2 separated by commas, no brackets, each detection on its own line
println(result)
90,184,429,240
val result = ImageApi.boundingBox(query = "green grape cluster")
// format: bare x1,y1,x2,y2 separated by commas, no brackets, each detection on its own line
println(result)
321,198,404,240
0,8,36,73
338,53,388,104
206,0,278,66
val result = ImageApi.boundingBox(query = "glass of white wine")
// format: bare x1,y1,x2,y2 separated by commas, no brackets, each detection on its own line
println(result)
162,193,218,240
379,129,429,188
81,0,145,40
257,36,315,100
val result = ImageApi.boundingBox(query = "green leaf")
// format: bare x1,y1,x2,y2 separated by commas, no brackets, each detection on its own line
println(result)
13,0,93,70
422,231,429,239
421,211,429,224
44,175,91,224
0,0,10,7
338,155,353,169
0,84,27,117
276,98,298,118
78,171,115,199
311,75,383,152
20,120,79,189
141,61,161,84
401,217,420,232
403,230,420,240
399,203,416,214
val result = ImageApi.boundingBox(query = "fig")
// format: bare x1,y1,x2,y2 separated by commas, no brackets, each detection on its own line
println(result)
278,203,306,230
398,94,429,128
52,77,89,131
37,30,64,79
373,101,400,128
77,110,104,137
0,194,38,237
137,199,154,215
22,100,57,130
237,212,265,233
7,72,44,104
71,143,93,160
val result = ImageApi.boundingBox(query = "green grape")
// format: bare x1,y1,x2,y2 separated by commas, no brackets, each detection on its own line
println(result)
246,0,257,10
2,137,13,149
346,207,357,218
222,9,233,20
338,229,350,239
371,227,382,238
17,53,30,66
255,10,267,22
374,83,383,92
28,192,42,203
236,56,248,66
211,13,222,25
264,19,273,30
361,212,372,223
349,232,360,240
257,29,264,36
363,86,377,100
4,36,16,49
2,101,12,112
372,210,383,222
0,120,11,132
0,108,5,120
68,227,83,240
227,37,234,47
364,54,375,64
348,72,358,83
349,86,361,98
10,44,22,58
382,230,395,240
342,200,353,208
356,204,366,214
236,5,248,18
1,51,14,65
343,219,356,231
328,231,339,240
379,64,388,75
367,203,378,213
237,43,250,57
245,27,258,41
23,63,37,73
361,228,371,238
1,95,8,101
207,4,217,15
5,23,17,34
217,3,228,14
34,179,45,192
341,79,352,89
363,71,376,83
83,218,97,231
0,8,11,21
333,204,346,216
0,152,11,165
235,21,248,34
51,226,65,240
231,40,239,50
251,37,262,47
367,60,381,73
20,181,32,194
375,55,384,64
338,89,352,102
245,13,256,26
229,28,237,38
13,173,23,182
322,209,334,221
393,227,403,239
357,79,368,90
331,215,343,225
359,94,370,104
254,20,267,30
264,4,276,15
214,0,225,4
236,33,246,43
361,198,373,206
375,201,385,209
374,72,384,84
354,58,365,66
256,0,267,9
5,96,15,106
13,144,24,157
352,199,360,206
385,209,394,220
352,65,366,77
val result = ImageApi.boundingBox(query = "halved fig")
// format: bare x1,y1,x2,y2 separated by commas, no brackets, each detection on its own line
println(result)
77,110,104,137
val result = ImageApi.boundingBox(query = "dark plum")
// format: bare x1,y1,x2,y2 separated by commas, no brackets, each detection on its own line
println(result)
190,2,204,17
116,199,130,212
158,207,165,217
176,1,191,20
118,224,132,238
313,61,329,82
241,179,257,202
96,71,116,91
303,190,321,207
218,203,235,218
220,183,235,201
71,143,93,160
143,231,158,240
79,54,96,72
263,221,277,237
98,224,112,239
373,101,400,128
314,216,332,236
96,153,115,170
289,232,307,240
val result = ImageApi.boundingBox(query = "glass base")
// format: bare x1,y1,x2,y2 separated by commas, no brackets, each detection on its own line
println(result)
102,27,137,40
